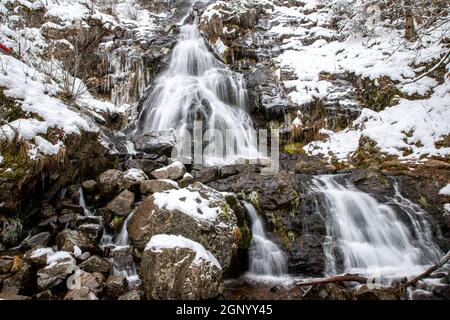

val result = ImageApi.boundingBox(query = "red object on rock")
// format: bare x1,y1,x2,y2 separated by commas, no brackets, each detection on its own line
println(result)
0,44,13,55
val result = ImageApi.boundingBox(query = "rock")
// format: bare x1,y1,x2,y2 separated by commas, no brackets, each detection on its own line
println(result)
66,185,81,203
79,256,111,275
107,246,135,274
106,190,135,217
0,293,31,300
79,252,91,261
24,247,55,267
40,204,56,219
0,257,13,273
33,290,54,300
77,223,104,242
64,288,98,300
140,179,179,195
81,180,97,194
105,275,128,299
179,173,194,188
0,260,32,295
57,229,98,253
0,216,23,247
141,235,223,300
191,165,219,184
288,235,325,277
97,169,125,197
37,251,76,290
133,129,176,156
118,290,143,300
78,271,104,295
22,232,51,249
128,182,238,269
219,165,239,179
58,209,80,227
57,201,85,215
433,285,450,299
122,169,148,190
150,161,186,180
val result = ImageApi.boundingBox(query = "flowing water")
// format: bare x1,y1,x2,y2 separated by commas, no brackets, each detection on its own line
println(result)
312,175,442,280
135,24,259,165
244,202,288,279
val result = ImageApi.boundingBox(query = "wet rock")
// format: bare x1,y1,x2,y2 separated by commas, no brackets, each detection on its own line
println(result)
57,229,98,253
66,185,81,203
58,209,80,227
0,293,31,300
64,288,98,300
288,235,325,277
128,182,238,269
24,247,55,267
79,256,111,275
0,257,13,273
134,129,176,156
106,190,135,217
108,246,135,274
33,290,54,300
118,290,143,300
140,179,178,195
22,232,51,249
141,235,223,300
105,275,128,299
122,169,148,190
219,165,239,179
77,223,104,242
0,217,23,247
0,260,33,295
433,285,450,299
40,204,57,219
37,251,76,290
57,201,85,215
97,169,125,197
179,172,195,188
81,180,97,194
78,271,104,295
191,165,219,184
150,161,186,180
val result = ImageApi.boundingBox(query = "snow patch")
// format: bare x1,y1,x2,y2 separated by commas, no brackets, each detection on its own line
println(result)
146,234,221,268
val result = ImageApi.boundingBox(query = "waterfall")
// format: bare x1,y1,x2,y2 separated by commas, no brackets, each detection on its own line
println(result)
135,24,259,165
244,202,288,278
312,175,442,279
78,187,93,216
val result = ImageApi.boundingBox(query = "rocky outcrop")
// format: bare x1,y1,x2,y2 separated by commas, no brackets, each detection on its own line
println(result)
141,235,223,300
128,182,238,270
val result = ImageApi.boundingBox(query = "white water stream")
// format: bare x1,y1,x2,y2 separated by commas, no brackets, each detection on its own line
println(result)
244,202,288,280
313,175,442,279
135,24,259,165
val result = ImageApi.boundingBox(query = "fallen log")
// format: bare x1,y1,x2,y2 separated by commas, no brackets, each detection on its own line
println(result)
297,274,368,287
403,250,450,288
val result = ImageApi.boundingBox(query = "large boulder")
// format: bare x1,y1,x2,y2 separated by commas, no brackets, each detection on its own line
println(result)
36,251,77,290
97,170,125,197
140,179,178,195
0,257,33,295
141,235,223,300
128,182,238,269
134,129,176,156
57,229,98,253
79,256,111,275
150,161,186,180
106,190,135,217
121,169,148,190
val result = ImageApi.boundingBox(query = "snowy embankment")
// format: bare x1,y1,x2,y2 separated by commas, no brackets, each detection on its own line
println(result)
0,0,160,163
268,0,450,163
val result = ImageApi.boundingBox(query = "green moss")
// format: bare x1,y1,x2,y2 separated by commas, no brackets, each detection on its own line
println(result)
219,202,234,221
110,215,125,231
290,190,300,218
0,137,32,181
283,142,306,155
418,195,430,209
247,191,260,212
0,88,44,122
239,223,252,249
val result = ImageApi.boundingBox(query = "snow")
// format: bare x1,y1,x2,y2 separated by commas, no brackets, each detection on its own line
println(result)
153,187,220,222
146,234,221,268
439,184,450,196
30,247,55,259
444,204,450,216
0,154,3,164
46,251,75,268
154,161,185,173
123,168,148,182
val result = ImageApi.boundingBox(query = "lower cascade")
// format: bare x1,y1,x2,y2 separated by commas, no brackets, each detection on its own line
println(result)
312,175,442,279
244,202,288,278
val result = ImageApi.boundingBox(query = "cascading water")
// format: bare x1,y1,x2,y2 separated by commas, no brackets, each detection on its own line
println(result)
78,187,93,216
312,175,442,279
135,24,259,165
244,202,288,278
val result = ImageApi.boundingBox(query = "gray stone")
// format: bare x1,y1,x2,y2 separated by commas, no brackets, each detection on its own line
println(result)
150,161,186,180
133,129,176,156
79,256,111,275
57,229,97,253
140,179,178,195
106,190,135,217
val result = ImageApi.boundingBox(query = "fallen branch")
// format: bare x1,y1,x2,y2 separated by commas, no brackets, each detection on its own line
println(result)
403,250,450,288
297,274,368,287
